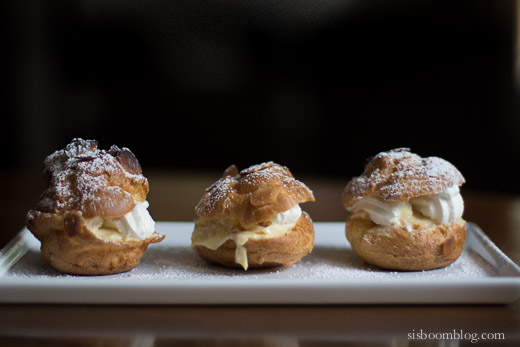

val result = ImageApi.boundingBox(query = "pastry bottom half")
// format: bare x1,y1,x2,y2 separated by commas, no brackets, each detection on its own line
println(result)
194,212,314,269
27,210,164,275
346,215,466,271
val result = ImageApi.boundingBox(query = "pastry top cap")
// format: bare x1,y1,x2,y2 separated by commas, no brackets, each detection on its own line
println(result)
342,148,465,208
195,161,315,227
34,138,149,219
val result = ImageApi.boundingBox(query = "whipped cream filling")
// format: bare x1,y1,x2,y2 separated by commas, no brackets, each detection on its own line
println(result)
409,185,464,225
347,197,412,226
192,204,302,270
85,201,156,242
271,204,302,224
348,185,464,227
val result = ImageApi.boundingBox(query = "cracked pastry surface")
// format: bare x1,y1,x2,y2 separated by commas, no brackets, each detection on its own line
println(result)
342,148,466,271
26,138,164,275
192,162,315,270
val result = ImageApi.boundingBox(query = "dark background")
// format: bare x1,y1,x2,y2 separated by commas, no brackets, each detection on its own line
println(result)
2,0,519,194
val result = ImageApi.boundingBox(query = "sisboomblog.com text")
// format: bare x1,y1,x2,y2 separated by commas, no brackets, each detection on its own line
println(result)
408,329,505,344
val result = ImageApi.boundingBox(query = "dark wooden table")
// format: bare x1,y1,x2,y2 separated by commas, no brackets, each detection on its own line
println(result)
1,171,519,346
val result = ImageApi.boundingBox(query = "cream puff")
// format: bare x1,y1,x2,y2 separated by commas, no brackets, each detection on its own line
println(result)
191,162,315,270
26,138,164,275
342,148,466,271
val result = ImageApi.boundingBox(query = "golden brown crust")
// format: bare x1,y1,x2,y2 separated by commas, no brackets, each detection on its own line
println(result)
346,215,466,271
342,148,465,208
195,162,315,228
26,210,164,275
194,212,314,269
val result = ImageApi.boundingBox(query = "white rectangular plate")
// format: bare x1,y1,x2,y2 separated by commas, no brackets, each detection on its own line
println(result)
1,222,519,304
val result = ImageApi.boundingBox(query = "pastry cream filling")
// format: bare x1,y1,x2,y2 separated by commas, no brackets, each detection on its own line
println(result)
192,204,302,270
348,185,464,228
85,201,156,242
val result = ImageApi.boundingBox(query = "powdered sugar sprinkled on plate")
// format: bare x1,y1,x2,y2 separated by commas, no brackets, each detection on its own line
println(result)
3,222,519,304
4,223,498,281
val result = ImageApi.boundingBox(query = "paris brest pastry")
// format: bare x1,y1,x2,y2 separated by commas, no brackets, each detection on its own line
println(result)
191,162,315,270
26,138,164,275
342,148,466,271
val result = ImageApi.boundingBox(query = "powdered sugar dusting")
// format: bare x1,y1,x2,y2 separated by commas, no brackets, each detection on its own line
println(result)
198,176,236,212
195,161,314,219
343,148,465,206
34,138,147,216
